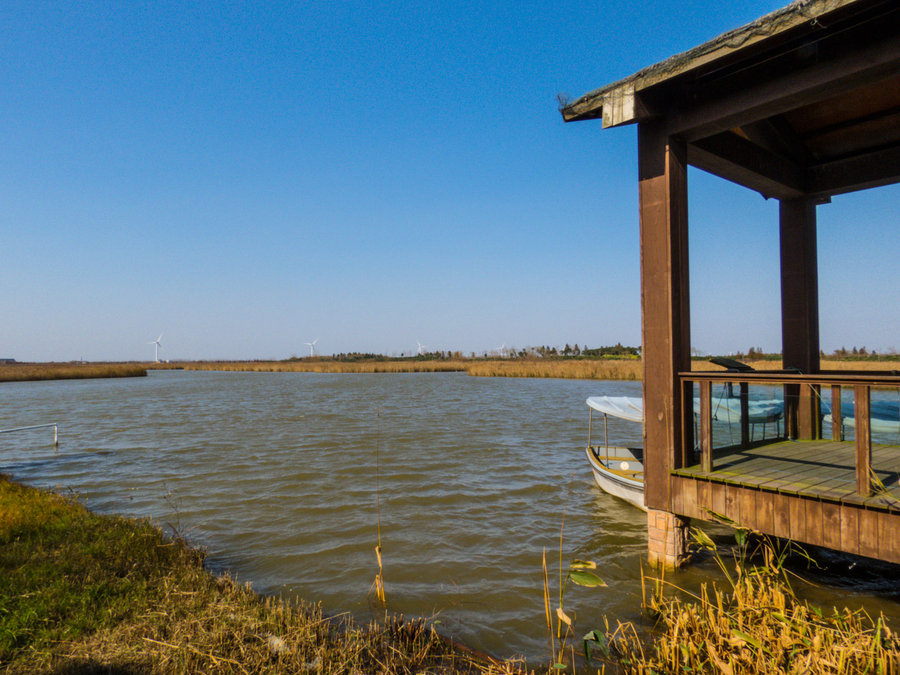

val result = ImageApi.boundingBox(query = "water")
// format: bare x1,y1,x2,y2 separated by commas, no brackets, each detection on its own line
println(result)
1,370,898,662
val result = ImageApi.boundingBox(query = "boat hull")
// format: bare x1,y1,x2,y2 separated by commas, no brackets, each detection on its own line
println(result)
585,445,646,511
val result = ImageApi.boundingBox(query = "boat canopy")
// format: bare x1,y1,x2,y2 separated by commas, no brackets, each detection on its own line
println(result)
586,396,643,423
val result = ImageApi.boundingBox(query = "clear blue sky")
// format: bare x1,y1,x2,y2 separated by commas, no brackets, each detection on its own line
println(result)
2,1,897,361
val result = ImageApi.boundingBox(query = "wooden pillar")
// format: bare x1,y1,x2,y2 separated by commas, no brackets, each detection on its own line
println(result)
780,198,821,439
638,121,691,512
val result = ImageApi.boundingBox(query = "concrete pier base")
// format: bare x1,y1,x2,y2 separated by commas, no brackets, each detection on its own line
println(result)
647,509,690,568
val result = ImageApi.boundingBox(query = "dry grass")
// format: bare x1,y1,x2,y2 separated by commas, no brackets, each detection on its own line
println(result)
169,360,469,374
0,475,526,674
588,525,900,674
0,363,147,383
172,359,644,380
465,359,642,381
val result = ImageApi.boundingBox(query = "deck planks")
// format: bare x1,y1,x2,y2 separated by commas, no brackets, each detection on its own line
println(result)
675,439,900,507
671,439,900,563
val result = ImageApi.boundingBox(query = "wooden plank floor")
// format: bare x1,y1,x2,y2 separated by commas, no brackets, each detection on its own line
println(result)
674,440,900,511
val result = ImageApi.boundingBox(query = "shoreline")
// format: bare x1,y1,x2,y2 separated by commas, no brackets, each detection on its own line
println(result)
0,474,523,674
3,357,897,383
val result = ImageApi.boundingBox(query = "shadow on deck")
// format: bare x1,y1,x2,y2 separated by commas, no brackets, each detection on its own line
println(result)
674,440,900,512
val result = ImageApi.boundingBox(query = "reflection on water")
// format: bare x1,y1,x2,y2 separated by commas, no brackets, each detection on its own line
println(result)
1,371,898,661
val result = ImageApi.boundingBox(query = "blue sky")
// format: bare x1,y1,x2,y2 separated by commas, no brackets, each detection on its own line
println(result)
2,1,897,361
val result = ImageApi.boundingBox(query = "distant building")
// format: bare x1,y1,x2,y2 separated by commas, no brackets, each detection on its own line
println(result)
0,358,16,364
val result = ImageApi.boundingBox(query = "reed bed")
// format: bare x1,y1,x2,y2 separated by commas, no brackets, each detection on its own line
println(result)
173,360,469,374
464,359,642,381
0,475,525,674
0,362,146,383
589,525,900,674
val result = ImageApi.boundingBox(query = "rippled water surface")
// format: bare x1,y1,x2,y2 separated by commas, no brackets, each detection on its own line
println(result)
2,371,898,661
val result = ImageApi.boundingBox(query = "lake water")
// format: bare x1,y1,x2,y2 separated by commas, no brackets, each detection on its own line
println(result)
1,370,898,663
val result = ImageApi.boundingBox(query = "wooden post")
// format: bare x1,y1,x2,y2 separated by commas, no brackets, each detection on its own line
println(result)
855,385,872,496
780,198,821,439
831,385,843,441
699,380,713,472
740,382,750,447
638,120,691,511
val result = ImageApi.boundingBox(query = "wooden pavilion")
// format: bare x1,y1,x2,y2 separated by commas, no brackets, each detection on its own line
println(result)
562,0,900,566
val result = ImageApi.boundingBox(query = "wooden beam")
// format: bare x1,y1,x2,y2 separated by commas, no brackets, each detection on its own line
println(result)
638,120,691,511
688,132,805,199
668,32,900,143
806,143,900,198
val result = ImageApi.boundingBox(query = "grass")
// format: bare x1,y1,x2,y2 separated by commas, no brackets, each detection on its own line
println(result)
0,363,147,383
584,520,900,674
0,474,524,674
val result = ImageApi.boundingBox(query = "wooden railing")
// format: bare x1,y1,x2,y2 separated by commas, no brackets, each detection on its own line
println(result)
679,371,900,497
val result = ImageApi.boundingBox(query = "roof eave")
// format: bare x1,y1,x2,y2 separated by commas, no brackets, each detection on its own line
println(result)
560,0,863,126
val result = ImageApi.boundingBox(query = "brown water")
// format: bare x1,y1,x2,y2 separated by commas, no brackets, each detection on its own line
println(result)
2,371,898,662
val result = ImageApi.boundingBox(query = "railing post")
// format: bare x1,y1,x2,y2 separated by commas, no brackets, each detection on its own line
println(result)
831,385,843,441
855,385,872,497
739,381,750,448
699,379,713,472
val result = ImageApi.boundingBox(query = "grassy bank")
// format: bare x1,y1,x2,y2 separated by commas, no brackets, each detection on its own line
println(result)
0,475,521,674
0,363,147,383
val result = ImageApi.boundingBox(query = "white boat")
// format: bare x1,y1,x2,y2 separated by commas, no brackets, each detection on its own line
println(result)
584,396,646,511
583,394,786,511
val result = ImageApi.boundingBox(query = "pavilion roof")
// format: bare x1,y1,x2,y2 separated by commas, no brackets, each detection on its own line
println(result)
561,0,900,200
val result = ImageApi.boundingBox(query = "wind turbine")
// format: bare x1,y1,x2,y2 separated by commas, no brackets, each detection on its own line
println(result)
416,340,426,356
496,343,507,358
304,338,318,357
149,334,163,363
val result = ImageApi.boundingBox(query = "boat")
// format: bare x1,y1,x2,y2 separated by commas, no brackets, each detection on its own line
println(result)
584,393,787,510
584,396,646,511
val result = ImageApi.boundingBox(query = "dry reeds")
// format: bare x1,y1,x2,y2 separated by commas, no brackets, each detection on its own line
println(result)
0,362,147,383
172,360,469,374
589,523,900,674
454,359,641,380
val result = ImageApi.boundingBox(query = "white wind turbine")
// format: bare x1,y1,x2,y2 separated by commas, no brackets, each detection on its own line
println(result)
496,343,507,358
416,340,426,356
304,338,319,357
149,334,163,363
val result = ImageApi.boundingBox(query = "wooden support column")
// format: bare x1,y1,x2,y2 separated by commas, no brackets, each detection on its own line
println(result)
780,198,821,439
638,120,691,512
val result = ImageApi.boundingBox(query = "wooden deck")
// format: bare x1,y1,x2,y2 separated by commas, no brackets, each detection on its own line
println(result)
668,439,900,563
674,440,900,511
